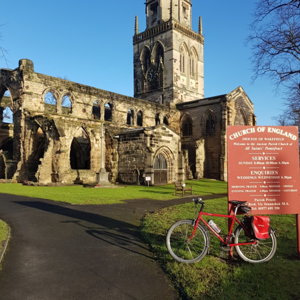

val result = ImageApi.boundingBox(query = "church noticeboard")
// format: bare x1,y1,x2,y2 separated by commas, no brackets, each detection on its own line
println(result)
228,126,300,215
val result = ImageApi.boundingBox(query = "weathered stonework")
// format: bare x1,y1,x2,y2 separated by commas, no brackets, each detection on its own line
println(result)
0,1,255,185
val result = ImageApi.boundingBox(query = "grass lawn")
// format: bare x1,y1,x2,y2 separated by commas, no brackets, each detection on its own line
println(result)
0,179,227,205
141,197,300,300
0,220,9,268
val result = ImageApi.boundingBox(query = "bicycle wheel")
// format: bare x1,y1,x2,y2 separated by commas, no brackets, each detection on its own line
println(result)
166,219,210,263
234,225,277,263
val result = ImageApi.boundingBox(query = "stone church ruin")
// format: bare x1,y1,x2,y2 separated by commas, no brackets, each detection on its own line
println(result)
0,0,255,185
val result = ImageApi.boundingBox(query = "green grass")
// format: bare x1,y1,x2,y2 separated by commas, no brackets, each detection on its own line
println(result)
141,198,300,300
0,220,9,268
0,179,227,205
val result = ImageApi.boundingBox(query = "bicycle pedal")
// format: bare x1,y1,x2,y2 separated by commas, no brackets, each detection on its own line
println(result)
220,244,231,252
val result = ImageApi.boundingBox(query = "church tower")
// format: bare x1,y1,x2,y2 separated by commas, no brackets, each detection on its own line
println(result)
133,0,204,105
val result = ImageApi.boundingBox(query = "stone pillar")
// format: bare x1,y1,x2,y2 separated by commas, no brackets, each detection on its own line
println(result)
97,126,109,185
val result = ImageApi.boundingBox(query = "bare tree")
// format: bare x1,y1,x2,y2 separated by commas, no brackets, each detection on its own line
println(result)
249,0,300,125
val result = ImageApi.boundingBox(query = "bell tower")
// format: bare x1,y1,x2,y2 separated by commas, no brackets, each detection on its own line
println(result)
133,0,204,105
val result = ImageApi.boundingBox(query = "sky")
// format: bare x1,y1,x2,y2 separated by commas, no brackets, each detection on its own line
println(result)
0,0,284,125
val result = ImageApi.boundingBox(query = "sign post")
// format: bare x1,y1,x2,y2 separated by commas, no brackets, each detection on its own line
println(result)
227,126,300,257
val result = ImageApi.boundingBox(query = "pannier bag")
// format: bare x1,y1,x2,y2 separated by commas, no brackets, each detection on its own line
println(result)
252,216,270,240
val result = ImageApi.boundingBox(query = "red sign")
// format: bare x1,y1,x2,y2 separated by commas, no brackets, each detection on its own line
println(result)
228,126,300,215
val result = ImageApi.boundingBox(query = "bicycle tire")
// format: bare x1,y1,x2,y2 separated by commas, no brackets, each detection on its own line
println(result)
234,225,277,263
166,219,210,263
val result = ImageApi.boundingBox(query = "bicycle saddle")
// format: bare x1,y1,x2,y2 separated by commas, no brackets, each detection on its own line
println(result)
229,200,247,206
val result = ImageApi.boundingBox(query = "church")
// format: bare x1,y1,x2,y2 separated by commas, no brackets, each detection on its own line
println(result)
0,0,255,185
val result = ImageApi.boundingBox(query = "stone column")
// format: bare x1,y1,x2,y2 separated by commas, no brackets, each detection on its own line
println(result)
97,125,109,185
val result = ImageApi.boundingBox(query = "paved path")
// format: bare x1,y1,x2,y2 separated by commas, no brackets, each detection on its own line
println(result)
0,193,226,300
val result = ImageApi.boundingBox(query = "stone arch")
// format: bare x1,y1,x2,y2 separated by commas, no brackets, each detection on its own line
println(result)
61,94,73,114
70,127,91,170
27,126,48,181
0,88,13,123
140,46,151,74
163,116,169,126
152,41,164,67
43,90,58,113
127,109,135,126
155,113,160,125
104,102,113,121
92,100,101,120
153,146,175,185
137,110,143,126
181,114,193,136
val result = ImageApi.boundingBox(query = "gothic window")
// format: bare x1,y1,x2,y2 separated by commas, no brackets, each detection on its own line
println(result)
190,48,198,78
141,47,151,74
61,95,72,114
180,44,188,74
137,110,143,126
181,115,193,136
127,109,135,126
155,113,160,125
154,42,164,67
206,114,216,136
163,116,169,126
2,107,13,124
104,103,113,121
92,101,101,120
154,154,167,170
44,91,57,113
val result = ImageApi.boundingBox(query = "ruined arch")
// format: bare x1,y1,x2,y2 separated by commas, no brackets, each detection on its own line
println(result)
61,94,73,114
104,103,113,121
127,109,135,126
92,100,101,120
26,126,48,181
137,110,143,126
70,127,91,170
0,88,13,123
44,90,58,113
181,114,193,136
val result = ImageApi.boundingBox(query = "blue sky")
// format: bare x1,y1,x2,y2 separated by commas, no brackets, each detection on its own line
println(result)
0,0,283,125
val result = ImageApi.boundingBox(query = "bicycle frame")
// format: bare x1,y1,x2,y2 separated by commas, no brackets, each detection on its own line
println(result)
191,211,257,247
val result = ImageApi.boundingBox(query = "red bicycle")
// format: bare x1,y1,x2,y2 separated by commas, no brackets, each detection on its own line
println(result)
166,198,277,264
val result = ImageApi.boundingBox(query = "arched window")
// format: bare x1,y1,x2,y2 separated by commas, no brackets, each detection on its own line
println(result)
2,107,13,124
206,114,216,136
163,116,169,126
61,95,72,114
154,154,167,170
127,109,135,126
141,47,151,74
104,103,112,121
154,42,164,67
181,115,193,136
155,113,160,125
190,48,198,78
92,101,101,120
137,110,143,126
180,44,188,74
44,91,57,113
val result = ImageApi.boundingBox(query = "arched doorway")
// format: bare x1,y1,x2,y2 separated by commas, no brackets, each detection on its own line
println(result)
154,153,168,185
